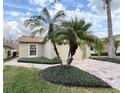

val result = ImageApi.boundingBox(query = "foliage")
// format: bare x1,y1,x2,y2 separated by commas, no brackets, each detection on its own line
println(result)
114,40,120,47
4,66,119,93
114,40,120,54
18,57,61,64
53,17,104,66
3,56,17,62
102,38,120,55
24,7,65,60
40,65,112,88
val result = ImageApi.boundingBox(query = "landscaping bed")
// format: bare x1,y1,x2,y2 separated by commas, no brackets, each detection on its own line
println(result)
4,66,119,93
40,65,112,88
90,56,120,64
91,53,120,56
18,57,61,64
3,56,18,62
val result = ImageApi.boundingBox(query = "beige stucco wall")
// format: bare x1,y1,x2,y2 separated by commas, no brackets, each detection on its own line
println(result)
19,43,44,57
19,43,28,57
57,45,69,60
3,47,7,59
43,40,56,59
36,44,44,57
43,40,90,60
19,41,91,60
74,44,90,60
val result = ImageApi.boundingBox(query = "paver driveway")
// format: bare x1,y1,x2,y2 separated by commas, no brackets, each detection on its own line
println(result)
4,58,120,89
72,59,120,89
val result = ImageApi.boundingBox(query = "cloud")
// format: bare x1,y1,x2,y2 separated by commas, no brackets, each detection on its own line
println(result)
4,3,36,13
54,3,65,11
31,0,47,6
77,4,84,9
87,0,120,14
86,0,120,37
3,0,120,39
4,11,20,17
4,10,33,20
30,0,55,7
3,19,31,40
47,3,108,38
9,11,20,16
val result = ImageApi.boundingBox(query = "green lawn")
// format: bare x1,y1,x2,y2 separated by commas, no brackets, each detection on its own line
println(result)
90,56,120,64
3,56,17,62
4,66,119,93
18,57,61,64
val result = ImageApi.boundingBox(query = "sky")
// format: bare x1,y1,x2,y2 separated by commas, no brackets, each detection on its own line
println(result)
3,0,120,40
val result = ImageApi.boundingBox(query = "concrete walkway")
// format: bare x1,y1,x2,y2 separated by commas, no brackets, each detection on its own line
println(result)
4,58,120,90
4,58,59,69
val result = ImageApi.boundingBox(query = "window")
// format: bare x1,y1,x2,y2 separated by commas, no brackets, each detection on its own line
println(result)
7,50,11,57
29,45,36,56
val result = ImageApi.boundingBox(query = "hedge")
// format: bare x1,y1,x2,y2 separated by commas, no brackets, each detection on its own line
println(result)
18,57,61,64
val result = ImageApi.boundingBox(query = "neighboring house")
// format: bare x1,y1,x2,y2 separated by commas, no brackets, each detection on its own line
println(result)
17,35,91,60
91,34,120,54
3,44,14,59
3,39,18,59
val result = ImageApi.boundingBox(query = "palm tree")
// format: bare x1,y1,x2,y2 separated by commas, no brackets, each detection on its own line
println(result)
53,17,104,66
24,7,65,62
103,0,115,58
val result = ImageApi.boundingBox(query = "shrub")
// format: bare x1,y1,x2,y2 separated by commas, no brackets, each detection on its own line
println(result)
40,65,112,88
91,52,108,56
18,57,61,64
91,52,120,56
90,56,120,64
116,53,120,56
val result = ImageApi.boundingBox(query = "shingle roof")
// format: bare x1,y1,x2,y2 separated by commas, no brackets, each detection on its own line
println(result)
3,44,14,49
17,35,45,43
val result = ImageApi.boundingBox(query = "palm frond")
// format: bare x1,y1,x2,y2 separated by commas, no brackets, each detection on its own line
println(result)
53,10,65,23
52,30,69,44
31,27,44,36
24,19,34,27
42,7,51,23
39,15,48,24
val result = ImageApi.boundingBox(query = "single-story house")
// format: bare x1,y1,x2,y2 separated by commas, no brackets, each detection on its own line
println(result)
3,39,18,59
3,44,14,59
3,43,18,59
17,35,91,60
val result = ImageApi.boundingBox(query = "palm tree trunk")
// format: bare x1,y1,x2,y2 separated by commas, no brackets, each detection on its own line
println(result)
52,41,62,65
68,48,71,59
106,0,115,58
67,47,71,67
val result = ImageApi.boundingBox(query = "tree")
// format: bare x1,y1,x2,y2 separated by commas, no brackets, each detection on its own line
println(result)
24,7,65,64
53,17,104,67
114,40,120,55
103,0,115,58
